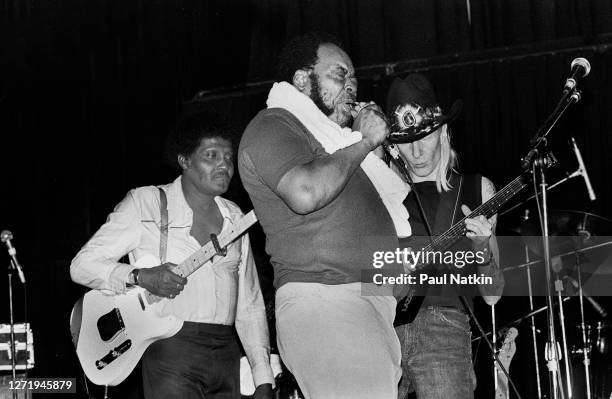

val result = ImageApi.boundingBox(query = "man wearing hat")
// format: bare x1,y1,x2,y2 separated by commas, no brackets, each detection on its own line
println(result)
386,73,505,398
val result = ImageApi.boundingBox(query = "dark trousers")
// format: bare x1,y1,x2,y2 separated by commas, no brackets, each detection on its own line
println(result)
142,322,240,399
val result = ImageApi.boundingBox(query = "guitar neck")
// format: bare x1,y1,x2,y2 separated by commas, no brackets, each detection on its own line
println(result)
174,210,257,278
421,175,527,257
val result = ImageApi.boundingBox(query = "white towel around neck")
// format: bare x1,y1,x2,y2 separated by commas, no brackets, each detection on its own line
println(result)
266,81,411,237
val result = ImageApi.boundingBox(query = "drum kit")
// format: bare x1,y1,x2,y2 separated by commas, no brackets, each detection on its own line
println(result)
496,209,612,399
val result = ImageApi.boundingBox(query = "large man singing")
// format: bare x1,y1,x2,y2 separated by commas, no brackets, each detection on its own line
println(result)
238,32,411,398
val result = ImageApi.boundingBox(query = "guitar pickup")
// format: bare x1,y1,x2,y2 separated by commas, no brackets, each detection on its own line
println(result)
95,339,132,370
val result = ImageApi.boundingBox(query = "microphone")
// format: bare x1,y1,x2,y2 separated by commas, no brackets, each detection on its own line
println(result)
383,139,412,173
571,137,596,201
1,230,26,284
563,58,591,94
383,140,402,161
565,276,607,318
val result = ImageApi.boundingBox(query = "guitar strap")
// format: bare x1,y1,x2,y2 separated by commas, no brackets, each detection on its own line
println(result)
158,188,168,264
433,174,463,236
420,174,463,290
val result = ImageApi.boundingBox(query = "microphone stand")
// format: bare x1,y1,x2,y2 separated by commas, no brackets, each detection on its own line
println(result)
576,253,593,399
492,305,498,392
521,85,583,399
7,258,19,399
499,168,582,217
555,267,574,399
520,85,582,170
536,154,565,399
525,245,544,399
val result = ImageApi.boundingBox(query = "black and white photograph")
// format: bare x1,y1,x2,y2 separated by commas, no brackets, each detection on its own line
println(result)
2,1,612,398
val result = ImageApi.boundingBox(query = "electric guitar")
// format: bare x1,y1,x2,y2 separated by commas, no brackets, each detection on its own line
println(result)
70,210,257,386
394,157,555,326
495,327,519,399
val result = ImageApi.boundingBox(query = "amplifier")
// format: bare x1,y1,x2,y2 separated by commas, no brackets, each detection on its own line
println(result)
0,324,34,371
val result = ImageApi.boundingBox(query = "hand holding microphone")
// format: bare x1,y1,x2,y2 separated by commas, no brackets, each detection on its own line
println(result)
348,101,374,118
351,101,389,151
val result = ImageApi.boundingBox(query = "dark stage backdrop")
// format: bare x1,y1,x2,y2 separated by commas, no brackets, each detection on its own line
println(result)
2,0,612,398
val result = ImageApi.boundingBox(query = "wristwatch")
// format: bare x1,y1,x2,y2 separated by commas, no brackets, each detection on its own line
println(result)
127,268,140,287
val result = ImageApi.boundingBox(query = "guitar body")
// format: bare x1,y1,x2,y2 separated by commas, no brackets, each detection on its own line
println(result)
69,210,259,386
70,255,183,386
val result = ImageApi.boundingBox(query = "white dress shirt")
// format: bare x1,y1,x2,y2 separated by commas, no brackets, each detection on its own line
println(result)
70,176,273,386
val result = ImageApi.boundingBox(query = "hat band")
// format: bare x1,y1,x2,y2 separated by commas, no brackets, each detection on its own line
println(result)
389,102,443,133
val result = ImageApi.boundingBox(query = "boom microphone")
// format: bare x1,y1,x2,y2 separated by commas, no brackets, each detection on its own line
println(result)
1,230,26,284
563,58,591,94
565,276,607,318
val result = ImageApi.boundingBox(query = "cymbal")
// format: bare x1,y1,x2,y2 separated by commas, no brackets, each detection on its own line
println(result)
501,209,612,238
504,210,612,263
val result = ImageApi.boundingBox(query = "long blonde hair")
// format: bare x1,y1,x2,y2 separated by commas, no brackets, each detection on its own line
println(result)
435,124,458,192
392,124,458,193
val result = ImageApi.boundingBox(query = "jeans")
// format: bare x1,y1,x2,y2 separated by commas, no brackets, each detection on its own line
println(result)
395,306,474,399
142,322,240,399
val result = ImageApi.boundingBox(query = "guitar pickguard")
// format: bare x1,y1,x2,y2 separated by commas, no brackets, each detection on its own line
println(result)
96,308,125,342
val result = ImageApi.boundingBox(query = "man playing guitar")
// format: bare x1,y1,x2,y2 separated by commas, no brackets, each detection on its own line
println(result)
70,111,273,399
387,74,505,399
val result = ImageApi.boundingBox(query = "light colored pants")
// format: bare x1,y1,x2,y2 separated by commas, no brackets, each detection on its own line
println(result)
276,282,401,399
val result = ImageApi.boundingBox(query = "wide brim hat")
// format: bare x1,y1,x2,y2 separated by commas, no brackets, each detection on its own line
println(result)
385,73,462,143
